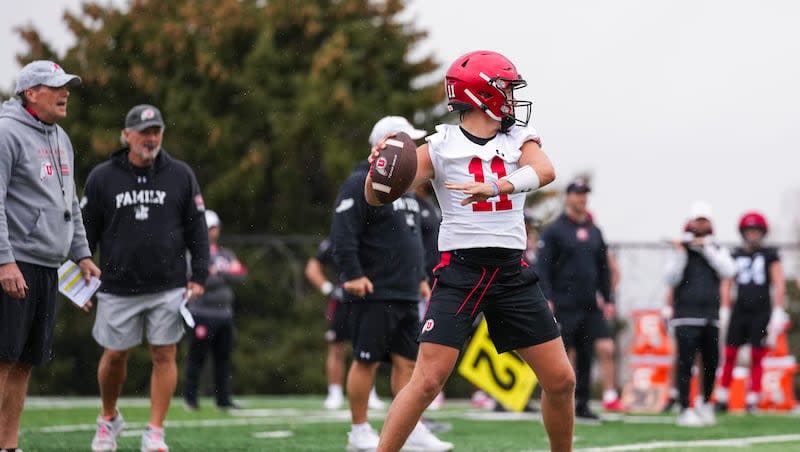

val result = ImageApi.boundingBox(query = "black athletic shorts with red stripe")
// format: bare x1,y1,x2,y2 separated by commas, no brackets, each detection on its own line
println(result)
419,248,560,354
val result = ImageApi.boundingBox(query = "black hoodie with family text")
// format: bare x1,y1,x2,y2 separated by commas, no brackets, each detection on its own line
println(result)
81,147,209,295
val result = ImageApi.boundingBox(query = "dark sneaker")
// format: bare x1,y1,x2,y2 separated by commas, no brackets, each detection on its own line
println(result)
575,406,602,424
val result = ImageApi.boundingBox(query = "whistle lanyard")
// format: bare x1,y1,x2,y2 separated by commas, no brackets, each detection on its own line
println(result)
45,128,72,222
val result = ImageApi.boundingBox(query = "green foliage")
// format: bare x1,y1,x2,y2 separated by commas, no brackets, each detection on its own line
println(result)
15,0,441,235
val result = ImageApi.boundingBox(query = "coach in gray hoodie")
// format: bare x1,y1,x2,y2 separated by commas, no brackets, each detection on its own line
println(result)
0,60,100,452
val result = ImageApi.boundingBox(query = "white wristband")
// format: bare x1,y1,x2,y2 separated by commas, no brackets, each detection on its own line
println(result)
320,281,334,296
501,165,540,194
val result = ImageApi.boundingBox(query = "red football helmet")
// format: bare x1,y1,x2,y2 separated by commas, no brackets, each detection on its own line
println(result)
445,50,532,132
738,211,768,234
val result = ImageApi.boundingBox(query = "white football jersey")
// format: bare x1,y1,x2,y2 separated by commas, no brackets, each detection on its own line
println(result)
426,124,541,251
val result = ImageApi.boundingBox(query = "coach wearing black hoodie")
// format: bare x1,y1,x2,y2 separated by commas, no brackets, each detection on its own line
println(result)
535,178,613,422
81,105,209,452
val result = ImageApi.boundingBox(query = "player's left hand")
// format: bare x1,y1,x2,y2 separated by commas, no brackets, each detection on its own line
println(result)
185,281,205,301
77,258,101,312
444,181,496,206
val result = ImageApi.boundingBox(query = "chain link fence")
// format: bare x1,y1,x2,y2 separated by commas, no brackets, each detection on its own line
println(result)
610,242,800,394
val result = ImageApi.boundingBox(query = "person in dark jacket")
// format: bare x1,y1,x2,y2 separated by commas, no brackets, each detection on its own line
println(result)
82,104,209,452
332,116,450,452
184,210,247,411
663,201,735,427
534,178,613,422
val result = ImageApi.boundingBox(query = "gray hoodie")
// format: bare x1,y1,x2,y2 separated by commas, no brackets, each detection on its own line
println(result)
0,97,91,268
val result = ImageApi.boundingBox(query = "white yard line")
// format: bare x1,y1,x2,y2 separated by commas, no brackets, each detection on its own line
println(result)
29,412,354,434
24,397,151,409
252,431,294,439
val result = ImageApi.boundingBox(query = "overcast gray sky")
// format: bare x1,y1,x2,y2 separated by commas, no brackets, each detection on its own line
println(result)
3,0,799,243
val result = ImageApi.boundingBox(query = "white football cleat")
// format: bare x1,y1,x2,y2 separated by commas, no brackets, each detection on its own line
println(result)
141,426,169,452
324,391,345,410
696,402,716,426
91,411,125,452
368,388,386,410
676,408,704,427
401,422,453,451
347,424,380,452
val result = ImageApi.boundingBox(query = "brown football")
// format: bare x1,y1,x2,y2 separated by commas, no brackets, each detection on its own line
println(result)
370,131,418,204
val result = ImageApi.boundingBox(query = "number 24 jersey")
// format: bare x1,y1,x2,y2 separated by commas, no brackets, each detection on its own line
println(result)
426,124,540,252
732,246,779,310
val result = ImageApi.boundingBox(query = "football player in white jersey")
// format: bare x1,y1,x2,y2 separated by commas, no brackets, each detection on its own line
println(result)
366,50,575,452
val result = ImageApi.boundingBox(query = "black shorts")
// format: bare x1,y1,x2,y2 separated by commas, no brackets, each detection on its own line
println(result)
419,249,560,354
0,261,59,366
556,308,611,349
325,298,350,343
726,306,771,347
349,301,419,362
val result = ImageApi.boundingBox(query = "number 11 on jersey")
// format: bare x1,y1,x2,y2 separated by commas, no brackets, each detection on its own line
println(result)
468,156,512,212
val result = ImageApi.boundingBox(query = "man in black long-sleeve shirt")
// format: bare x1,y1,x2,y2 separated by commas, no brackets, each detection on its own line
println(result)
331,116,450,451
535,178,613,422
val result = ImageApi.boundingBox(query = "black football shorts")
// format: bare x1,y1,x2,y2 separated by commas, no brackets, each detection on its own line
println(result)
349,300,419,362
726,305,771,347
419,249,560,354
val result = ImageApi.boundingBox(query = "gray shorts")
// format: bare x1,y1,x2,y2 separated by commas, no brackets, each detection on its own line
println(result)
93,287,186,350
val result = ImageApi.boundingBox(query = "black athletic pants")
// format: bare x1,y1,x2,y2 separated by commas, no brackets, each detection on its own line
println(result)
675,323,719,409
184,315,234,406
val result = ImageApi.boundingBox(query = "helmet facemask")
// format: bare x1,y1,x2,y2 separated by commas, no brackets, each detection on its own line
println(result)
495,76,532,132
741,227,766,249
462,74,531,132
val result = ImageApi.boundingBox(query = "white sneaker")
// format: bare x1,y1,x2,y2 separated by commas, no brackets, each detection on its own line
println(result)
368,390,386,410
676,408,704,427
91,411,125,452
696,402,716,426
324,391,344,410
401,422,454,452
346,424,380,452
141,426,169,452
